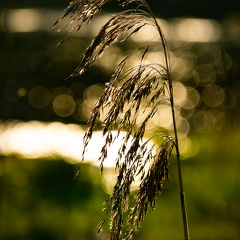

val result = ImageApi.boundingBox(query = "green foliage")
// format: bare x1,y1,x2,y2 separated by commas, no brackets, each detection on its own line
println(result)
1,157,108,240
2,133,240,240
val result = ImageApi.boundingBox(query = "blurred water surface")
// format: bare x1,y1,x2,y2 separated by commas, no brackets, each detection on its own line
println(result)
1,5,240,240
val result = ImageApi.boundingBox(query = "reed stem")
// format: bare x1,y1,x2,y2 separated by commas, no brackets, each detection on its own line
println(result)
143,1,190,239
169,83,190,240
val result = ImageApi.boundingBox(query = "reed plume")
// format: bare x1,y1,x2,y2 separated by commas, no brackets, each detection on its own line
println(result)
54,1,190,239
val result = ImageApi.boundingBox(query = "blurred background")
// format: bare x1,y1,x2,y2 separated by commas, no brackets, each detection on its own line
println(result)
1,0,240,239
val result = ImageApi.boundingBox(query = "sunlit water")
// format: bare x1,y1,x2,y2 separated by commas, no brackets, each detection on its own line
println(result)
1,121,127,166
0,120,198,191
0,120,198,162
0,121,153,191
0,9,224,43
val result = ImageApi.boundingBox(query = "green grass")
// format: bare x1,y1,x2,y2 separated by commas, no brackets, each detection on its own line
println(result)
1,129,240,239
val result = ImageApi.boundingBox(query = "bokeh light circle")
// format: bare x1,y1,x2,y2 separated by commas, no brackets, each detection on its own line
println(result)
28,86,51,109
202,84,225,107
53,94,75,117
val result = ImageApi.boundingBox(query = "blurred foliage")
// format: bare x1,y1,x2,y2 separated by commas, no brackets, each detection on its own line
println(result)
1,157,108,240
1,129,240,240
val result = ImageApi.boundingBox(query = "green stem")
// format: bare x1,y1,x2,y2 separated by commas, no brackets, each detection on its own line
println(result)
142,1,190,239
169,82,190,240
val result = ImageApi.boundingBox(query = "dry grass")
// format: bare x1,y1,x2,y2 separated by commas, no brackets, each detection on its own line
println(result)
54,1,190,239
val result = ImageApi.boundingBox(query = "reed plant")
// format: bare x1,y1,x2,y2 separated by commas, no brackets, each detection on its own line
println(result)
54,1,190,239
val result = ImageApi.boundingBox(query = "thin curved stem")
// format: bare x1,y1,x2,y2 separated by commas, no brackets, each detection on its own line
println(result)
142,1,190,239
169,83,190,240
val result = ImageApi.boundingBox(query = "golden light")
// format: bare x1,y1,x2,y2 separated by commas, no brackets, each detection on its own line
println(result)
183,87,201,110
202,84,225,107
172,81,188,106
196,64,216,87
1,121,156,166
1,9,224,46
53,94,76,117
153,105,172,128
192,108,225,132
7,9,42,32
78,84,105,120
2,8,61,32
1,120,198,165
28,86,51,109
178,136,199,159
1,120,198,192
83,84,105,99
130,23,161,42
172,18,222,42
